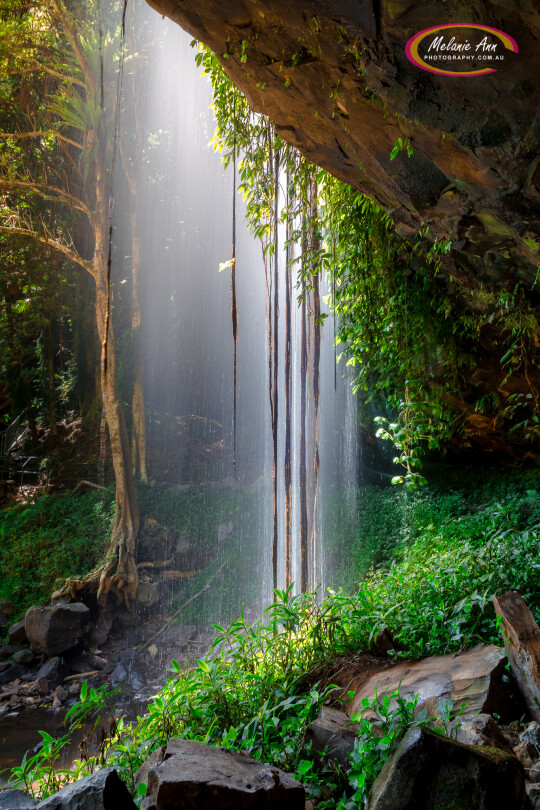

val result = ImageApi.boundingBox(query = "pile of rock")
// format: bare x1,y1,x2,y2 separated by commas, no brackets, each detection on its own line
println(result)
6,589,540,809
307,590,540,810
0,599,216,719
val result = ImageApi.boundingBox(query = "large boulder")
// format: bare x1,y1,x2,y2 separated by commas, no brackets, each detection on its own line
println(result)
140,738,305,810
351,644,513,721
367,726,530,810
36,768,136,810
0,789,38,809
0,664,23,686
25,604,90,657
35,657,68,687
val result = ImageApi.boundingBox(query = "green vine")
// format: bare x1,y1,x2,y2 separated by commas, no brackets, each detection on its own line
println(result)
192,40,540,484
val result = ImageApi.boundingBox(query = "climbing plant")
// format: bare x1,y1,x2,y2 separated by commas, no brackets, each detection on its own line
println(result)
194,40,540,483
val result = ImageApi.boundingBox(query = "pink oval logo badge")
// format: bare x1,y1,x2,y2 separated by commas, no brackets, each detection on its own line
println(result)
405,23,518,77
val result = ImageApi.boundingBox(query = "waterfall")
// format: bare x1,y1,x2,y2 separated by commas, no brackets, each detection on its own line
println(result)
113,1,360,611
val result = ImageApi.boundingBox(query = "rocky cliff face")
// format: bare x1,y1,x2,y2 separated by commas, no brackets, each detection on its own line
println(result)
145,0,540,456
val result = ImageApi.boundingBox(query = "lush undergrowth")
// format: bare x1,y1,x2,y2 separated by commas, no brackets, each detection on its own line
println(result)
0,490,113,619
326,466,540,594
5,467,540,808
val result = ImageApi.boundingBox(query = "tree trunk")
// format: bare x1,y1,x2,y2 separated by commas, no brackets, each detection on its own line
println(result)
130,209,148,484
91,163,140,603
46,321,57,436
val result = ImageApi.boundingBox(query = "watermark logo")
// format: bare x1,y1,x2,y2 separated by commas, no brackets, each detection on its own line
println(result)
405,23,518,77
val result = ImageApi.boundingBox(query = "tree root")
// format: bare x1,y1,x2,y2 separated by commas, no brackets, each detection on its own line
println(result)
51,547,139,607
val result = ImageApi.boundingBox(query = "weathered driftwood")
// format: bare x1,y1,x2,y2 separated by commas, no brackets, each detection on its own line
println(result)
493,591,540,723
63,671,100,682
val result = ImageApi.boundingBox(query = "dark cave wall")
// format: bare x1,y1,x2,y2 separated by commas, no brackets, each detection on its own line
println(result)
145,0,540,456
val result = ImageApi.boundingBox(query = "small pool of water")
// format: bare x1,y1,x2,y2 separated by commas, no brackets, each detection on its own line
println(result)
0,708,77,781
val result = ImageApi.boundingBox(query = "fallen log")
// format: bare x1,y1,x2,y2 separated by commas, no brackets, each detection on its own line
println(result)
494,591,540,723
137,558,174,570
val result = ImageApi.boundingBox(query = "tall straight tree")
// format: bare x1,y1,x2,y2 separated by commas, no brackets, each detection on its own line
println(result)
0,0,139,604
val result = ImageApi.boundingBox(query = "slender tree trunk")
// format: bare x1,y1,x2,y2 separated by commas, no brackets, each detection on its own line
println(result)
91,160,139,605
130,209,148,483
284,175,292,587
46,321,57,436
299,265,308,592
271,151,279,590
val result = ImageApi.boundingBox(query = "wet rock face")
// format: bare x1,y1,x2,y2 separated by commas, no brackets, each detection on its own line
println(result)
25,604,90,657
141,738,305,810
145,0,540,455
145,0,539,273
0,789,38,809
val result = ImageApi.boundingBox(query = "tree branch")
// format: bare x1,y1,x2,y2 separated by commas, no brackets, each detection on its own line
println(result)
0,178,91,217
0,224,93,274
45,0,96,95
0,130,84,150
7,62,86,90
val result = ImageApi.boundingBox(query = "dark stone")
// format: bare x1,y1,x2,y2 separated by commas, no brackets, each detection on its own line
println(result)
88,611,113,647
0,645,22,661
35,677,49,695
0,665,23,685
0,614,8,629
306,707,360,767
25,604,90,657
36,768,136,810
0,789,38,809
0,602,14,616
70,652,105,674
452,712,515,753
12,649,35,666
368,726,529,810
111,650,143,690
141,738,305,810
135,747,165,787
8,621,27,645
521,722,540,749
35,657,68,687
371,628,396,657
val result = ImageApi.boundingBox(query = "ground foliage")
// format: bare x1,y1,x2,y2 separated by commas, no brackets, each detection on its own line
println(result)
4,471,540,807
0,490,112,618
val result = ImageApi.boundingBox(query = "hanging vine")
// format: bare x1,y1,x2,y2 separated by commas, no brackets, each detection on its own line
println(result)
193,39,540,499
